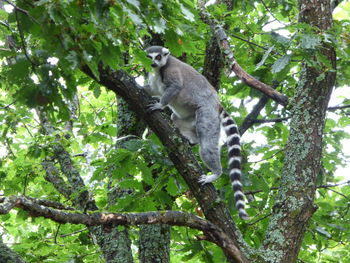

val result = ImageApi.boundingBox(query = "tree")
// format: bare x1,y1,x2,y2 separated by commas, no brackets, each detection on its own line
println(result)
0,0,349,262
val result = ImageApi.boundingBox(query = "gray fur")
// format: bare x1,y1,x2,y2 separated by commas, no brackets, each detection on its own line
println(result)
144,46,249,220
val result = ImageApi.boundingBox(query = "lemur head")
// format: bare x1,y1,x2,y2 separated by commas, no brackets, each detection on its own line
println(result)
146,46,170,68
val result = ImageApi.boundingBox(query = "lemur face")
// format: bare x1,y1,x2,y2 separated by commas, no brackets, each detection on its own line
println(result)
146,46,170,68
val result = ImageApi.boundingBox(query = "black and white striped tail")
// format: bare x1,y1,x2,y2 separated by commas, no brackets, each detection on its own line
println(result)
220,110,249,220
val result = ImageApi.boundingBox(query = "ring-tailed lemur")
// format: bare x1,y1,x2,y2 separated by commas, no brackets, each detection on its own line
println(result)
144,46,249,220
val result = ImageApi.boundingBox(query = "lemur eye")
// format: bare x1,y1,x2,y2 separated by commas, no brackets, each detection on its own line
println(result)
146,55,152,59
155,55,162,61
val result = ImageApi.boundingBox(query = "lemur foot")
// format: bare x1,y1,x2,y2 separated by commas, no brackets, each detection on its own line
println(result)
198,174,220,185
147,102,165,112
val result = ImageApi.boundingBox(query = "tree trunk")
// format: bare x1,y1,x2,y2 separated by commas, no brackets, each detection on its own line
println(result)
0,238,27,263
139,225,170,263
93,226,133,263
115,97,171,263
262,0,336,262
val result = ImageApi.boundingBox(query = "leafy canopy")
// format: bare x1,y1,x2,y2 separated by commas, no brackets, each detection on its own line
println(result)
0,0,350,262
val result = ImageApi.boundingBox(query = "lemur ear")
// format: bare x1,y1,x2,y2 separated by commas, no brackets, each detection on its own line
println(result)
162,47,170,56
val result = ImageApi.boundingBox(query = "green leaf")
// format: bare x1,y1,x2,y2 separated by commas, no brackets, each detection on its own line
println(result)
270,32,290,46
84,55,100,81
101,44,121,70
166,176,178,196
300,34,321,49
316,227,331,238
128,0,140,9
16,210,29,221
153,18,167,33
180,4,195,22
256,45,274,69
119,178,142,189
93,85,101,98
139,163,154,185
165,29,182,56
271,54,291,74
8,55,31,81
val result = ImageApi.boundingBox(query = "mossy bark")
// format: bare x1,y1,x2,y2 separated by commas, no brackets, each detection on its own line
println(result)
114,97,171,263
261,1,336,262
139,224,170,263
0,238,27,263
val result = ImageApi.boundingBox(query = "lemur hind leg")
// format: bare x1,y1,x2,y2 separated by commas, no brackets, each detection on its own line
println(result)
171,113,199,145
195,107,222,184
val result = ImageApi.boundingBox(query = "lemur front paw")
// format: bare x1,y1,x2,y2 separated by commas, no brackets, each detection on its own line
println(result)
147,102,165,112
198,174,219,185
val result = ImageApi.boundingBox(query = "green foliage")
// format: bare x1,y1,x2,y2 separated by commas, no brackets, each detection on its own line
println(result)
0,0,349,262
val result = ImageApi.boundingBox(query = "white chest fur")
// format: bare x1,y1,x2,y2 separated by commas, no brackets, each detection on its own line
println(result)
148,71,165,98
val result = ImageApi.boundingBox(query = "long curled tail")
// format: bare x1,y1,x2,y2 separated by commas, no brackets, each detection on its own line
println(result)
220,110,249,220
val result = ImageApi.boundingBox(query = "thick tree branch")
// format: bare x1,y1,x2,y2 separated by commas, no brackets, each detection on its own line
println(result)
0,195,246,263
42,160,75,200
37,109,96,211
0,238,27,263
203,35,223,90
197,1,289,106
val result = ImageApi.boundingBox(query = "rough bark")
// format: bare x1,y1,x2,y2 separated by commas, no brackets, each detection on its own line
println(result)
203,35,223,90
0,238,27,263
94,226,133,263
139,225,170,263
116,98,145,139
261,0,336,262
114,97,171,263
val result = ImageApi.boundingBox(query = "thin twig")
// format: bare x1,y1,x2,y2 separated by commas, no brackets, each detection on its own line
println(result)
247,212,272,225
259,0,282,24
328,104,350,111
253,117,290,123
54,224,61,244
52,228,88,238
318,180,350,188
245,181,350,196
0,101,17,109
248,149,284,163
325,188,349,200
3,0,38,23
239,95,269,135
241,103,350,133
0,21,10,30
14,8,37,70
